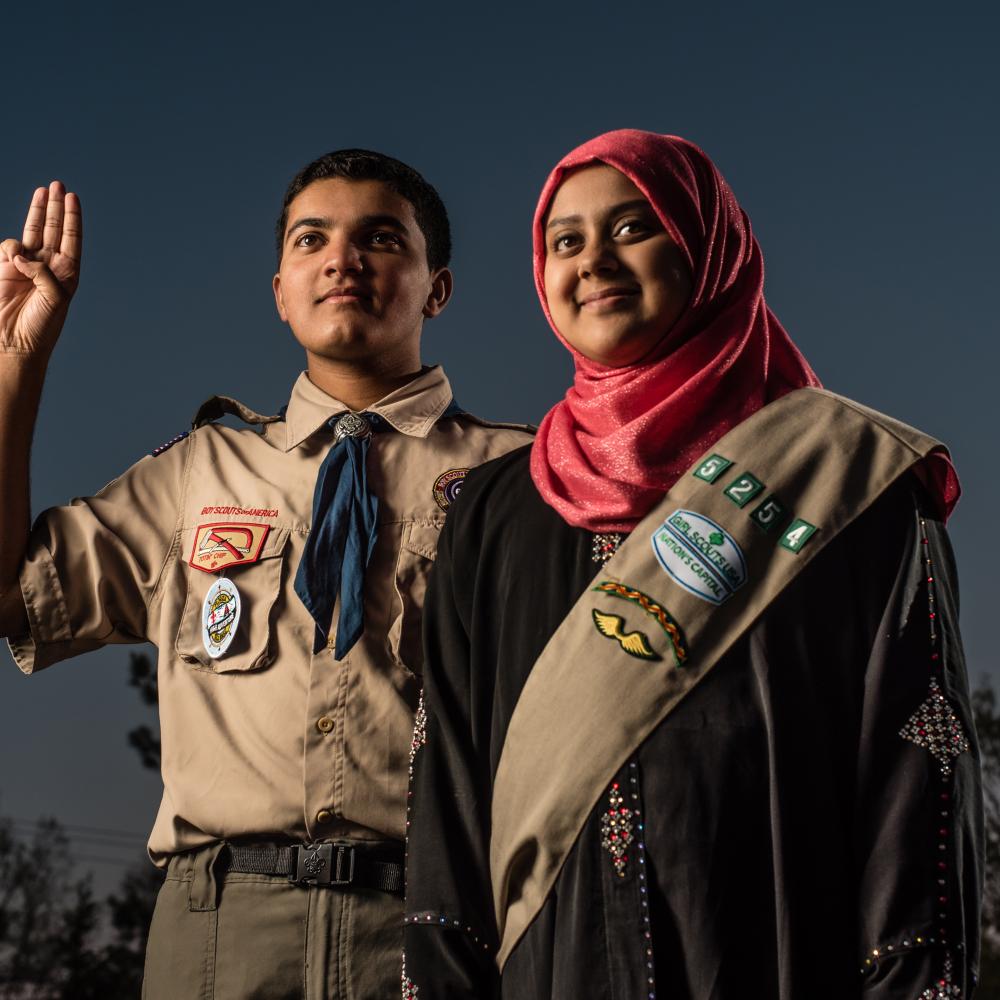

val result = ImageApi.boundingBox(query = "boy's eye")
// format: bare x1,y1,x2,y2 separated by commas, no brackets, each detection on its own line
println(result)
369,230,402,248
294,232,323,249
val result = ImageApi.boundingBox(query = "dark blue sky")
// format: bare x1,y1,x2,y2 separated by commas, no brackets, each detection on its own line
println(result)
2,2,997,891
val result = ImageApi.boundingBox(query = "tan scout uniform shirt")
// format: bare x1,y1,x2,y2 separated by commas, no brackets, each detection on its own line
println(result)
7,366,532,864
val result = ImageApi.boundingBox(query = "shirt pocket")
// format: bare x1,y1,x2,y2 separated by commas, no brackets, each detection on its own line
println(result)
174,527,290,673
388,519,443,676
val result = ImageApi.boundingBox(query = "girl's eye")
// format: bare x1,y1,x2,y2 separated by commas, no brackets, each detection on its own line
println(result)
552,232,581,252
615,218,648,237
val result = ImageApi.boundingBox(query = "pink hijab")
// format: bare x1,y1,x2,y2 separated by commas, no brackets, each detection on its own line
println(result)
529,130,957,530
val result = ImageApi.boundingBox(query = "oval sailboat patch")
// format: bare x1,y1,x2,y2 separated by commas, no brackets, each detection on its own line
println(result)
202,578,242,659
651,510,747,605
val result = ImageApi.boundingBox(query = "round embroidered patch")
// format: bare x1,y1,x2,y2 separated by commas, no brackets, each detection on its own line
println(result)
432,468,469,511
202,578,241,659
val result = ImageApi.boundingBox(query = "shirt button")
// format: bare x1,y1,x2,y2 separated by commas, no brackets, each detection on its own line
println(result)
316,809,333,825
316,716,334,734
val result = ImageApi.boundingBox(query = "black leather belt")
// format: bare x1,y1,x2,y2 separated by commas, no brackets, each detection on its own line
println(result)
222,842,405,895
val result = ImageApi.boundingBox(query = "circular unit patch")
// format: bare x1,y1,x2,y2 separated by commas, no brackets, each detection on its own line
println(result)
202,578,242,659
432,468,469,511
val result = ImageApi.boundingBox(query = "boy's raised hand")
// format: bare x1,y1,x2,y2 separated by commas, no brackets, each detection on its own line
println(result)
0,181,82,357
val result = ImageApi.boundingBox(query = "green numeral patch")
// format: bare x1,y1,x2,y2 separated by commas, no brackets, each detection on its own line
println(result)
779,519,818,553
749,495,787,533
723,472,765,508
693,454,734,484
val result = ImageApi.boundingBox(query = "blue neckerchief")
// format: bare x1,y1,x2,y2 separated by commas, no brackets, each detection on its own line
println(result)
294,399,463,659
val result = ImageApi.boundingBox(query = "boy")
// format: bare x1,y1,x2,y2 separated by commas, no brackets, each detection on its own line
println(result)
0,150,532,997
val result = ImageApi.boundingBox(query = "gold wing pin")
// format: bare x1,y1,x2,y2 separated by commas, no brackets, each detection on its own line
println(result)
591,609,661,661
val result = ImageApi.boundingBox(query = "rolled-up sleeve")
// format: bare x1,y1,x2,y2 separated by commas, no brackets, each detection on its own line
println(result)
7,437,190,674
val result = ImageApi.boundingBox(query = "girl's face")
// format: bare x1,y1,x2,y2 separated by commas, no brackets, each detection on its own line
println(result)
543,165,692,368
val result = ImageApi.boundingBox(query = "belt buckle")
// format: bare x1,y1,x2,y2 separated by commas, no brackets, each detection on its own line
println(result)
291,843,355,887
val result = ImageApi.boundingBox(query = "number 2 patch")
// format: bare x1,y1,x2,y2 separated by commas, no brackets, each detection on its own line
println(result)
723,472,765,508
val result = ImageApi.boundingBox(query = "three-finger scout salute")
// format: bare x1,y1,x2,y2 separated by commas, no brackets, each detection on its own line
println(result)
0,151,531,998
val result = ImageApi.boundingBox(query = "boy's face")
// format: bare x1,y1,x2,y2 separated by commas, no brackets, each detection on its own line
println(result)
273,177,450,374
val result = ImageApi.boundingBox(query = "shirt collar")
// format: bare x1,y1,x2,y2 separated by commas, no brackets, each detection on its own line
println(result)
282,365,454,452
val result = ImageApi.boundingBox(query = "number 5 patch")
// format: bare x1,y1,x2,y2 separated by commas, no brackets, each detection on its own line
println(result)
692,454,734,484
749,495,786,533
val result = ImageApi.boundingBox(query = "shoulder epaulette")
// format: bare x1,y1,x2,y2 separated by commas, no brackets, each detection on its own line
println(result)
191,395,284,430
451,411,537,434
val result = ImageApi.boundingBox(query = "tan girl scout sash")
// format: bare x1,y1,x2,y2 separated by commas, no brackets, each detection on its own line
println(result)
489,387,949,968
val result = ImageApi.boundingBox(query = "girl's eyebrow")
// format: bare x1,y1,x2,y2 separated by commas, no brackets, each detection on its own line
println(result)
546,199,652,229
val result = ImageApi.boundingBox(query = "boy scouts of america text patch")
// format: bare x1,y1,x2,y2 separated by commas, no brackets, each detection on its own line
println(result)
189,522,270,573
433,468,469,511
651,509,747,605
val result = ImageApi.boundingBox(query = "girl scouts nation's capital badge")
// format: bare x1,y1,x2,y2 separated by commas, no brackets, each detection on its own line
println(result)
202,578,241,659
433,468,469,511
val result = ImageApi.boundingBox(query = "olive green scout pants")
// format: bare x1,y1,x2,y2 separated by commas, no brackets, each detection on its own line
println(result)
142,845,402,999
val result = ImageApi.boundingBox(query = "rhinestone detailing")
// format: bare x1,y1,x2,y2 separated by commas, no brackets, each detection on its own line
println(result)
410,690,428,768
404,912,492,952
592,533,623,564
333,411,373,442
600,781,635,877
404,690,427,879
860,936,966,976
914,520,959,954
920,953,962,998
401,953,419,999
628,759,657,999
900,679,970,778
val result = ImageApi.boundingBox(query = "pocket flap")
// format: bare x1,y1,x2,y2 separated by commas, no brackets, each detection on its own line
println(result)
175,528,289,672
400,520,445,561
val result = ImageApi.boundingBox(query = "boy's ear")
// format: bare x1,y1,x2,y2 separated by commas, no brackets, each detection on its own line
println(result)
272,273,288,322
422,267,454,319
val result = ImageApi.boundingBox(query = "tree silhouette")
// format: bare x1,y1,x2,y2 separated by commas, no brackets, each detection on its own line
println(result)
973,679,1000,993
126,651,160,772
2,651,996,996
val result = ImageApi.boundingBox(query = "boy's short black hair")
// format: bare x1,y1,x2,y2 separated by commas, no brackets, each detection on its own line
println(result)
276,149,451,271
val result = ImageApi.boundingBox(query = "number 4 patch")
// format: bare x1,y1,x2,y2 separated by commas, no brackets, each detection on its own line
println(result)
779,519,818,553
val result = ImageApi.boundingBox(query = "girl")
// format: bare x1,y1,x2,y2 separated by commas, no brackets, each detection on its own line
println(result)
402,130,981,999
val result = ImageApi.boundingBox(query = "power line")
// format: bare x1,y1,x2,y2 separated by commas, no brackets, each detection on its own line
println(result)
3,816,146,843
4,825,148,853
73,853,144,869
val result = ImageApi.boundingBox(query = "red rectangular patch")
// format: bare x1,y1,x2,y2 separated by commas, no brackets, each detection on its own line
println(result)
189,522,271,574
